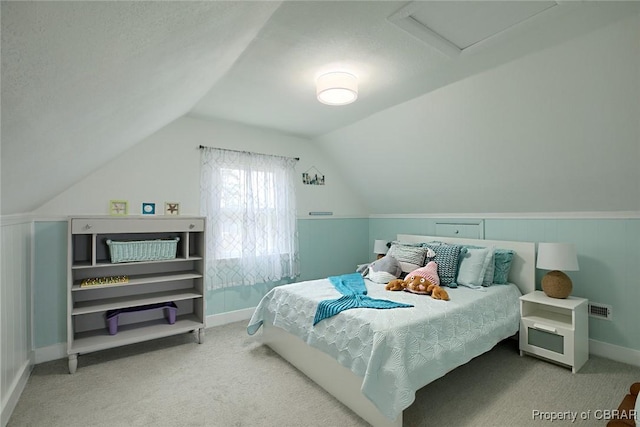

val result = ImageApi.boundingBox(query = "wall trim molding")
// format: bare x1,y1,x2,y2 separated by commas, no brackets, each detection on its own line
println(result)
1,360,32,427
0,214,34,226
31,215,68,222
590,339,640,367
24,212,640,222
369,211,640,220
31,309,259,365
206,307,255,328
28,328,639,371
298,214,368,220
30,215,369,222
34,343,67,364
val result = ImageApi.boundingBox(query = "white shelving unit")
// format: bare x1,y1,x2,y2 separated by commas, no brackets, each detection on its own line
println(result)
67,216,206,373
519,290,588,373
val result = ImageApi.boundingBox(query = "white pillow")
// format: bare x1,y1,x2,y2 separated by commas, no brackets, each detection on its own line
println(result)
457,247,494,287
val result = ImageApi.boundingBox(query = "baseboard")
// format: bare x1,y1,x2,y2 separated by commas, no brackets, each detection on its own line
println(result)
32,310,259,364
590,339,640,367
1,360,32,427
206,307,255,328
34,343,67,364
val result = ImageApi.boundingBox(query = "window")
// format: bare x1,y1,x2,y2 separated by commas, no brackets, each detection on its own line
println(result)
200,147,299,289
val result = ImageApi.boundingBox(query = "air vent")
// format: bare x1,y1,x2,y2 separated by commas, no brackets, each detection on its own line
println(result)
588,302,612,320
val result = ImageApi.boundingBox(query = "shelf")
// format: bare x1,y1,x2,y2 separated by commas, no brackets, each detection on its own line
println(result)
72,271,203,291
521,310,573,330
72,289,203,315
72,256,203,270
67,216,206,373
69,314,203,355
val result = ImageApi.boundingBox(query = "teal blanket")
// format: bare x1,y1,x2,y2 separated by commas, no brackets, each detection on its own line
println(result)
313,273,413,325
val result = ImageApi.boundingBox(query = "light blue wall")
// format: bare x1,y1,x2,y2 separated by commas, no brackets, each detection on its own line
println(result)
370,216,640,350
32,216,640,351
207,218,369,314
33,218,369,345
297,218,369,282
33,221,67,348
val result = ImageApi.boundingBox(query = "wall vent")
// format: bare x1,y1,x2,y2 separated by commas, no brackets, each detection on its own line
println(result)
588,302,612,320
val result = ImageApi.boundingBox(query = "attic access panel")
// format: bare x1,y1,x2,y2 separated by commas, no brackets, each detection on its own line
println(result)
389,1,558,57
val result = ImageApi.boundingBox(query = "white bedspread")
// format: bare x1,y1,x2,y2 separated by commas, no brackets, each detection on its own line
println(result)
247,278,521,420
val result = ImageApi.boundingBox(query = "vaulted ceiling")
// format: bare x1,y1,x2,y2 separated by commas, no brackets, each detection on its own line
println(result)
2,1,637,215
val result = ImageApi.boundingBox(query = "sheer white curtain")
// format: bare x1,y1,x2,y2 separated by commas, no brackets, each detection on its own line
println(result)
200,147,299,290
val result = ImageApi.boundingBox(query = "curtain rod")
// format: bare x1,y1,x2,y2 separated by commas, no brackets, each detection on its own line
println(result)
198,145,299,161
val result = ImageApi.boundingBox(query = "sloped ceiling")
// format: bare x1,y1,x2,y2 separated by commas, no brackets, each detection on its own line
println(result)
2,1,637,215
1,1,280,215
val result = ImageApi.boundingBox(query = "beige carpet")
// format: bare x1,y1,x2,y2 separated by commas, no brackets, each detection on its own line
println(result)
8,321,640,427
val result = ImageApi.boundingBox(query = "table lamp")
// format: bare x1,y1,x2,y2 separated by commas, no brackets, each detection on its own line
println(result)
373,240,389,259
536,242,579,299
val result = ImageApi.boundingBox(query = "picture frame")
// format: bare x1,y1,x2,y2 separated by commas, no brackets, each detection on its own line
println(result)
142,202,156,215
109,200,128,216
165,202,180,216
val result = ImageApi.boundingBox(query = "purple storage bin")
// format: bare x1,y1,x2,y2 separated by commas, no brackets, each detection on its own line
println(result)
106,302,177,335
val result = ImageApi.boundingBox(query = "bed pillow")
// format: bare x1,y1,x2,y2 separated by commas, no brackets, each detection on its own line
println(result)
493,249,515,284
456,247,494,287
422,242,466,287
482,253,496,286
462,245,496,286
387,243,429,273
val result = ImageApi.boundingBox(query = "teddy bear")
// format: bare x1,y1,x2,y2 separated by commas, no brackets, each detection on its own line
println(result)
385,261,450,301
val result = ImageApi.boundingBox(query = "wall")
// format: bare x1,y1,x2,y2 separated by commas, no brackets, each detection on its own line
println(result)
0,217,32,426
317,13,640,215
35,115,367,218
370,215,640,354
31,116,370,351
312,13,640,360
25,11,640,365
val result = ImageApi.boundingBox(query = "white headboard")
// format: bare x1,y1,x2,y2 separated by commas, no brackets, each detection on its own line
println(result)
396,234,536,296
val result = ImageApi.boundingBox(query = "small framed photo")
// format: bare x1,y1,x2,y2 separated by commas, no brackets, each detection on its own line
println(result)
109,200,128,216
142,202,156,215
165,202,180,215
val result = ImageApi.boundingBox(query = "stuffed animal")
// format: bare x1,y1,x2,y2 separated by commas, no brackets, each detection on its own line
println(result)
359,254,403,284
385,261,450,301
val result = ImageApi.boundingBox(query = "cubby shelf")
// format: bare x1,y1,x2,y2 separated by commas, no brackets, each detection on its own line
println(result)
67,216,206,374
70,315,203,355
71,256,203,270
72,271,202,291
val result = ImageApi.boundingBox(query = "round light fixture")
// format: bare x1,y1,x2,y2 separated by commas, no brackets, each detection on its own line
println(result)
316,72,358,106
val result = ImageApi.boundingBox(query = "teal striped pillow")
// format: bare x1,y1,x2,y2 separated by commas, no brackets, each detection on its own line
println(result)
422,242,466,286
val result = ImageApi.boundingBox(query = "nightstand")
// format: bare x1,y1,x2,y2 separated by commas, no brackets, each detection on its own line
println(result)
519,290,588,373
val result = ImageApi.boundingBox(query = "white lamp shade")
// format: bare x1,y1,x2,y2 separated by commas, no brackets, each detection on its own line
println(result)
373,240,388,255
316,72,358,106
536,243,579,271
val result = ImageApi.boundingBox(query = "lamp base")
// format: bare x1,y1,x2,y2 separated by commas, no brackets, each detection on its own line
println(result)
541,270,572,299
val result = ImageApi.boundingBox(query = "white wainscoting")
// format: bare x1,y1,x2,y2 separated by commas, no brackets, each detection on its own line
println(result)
1,217,33,427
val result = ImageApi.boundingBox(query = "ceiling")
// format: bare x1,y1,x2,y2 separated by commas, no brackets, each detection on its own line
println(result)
1,1,635,214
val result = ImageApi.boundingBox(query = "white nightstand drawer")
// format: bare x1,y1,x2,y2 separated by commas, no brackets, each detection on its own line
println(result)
521,317,574,366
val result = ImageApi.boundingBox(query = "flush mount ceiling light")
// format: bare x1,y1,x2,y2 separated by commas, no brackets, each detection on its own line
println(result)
316,72,358,106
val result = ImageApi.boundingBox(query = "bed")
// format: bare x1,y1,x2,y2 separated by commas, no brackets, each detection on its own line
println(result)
247,234,536,427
